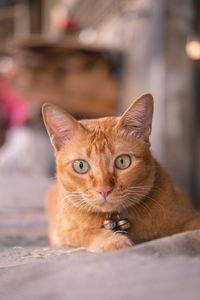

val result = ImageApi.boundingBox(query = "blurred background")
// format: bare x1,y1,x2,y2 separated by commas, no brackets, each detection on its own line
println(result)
0,0,199,206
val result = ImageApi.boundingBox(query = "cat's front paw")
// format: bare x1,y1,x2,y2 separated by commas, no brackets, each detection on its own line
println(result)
93,233,133,252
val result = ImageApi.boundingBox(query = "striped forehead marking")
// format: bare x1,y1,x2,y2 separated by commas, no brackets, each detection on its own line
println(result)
86,127,114,157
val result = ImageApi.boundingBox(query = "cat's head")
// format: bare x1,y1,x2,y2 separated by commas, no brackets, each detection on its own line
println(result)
42,94,155,213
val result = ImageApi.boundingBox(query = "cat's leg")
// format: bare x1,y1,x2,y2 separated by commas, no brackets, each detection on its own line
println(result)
53,227,133,252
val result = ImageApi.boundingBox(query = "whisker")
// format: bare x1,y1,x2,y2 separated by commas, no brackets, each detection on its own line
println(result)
136,201,153,219
127,185,163,193
128,190,164,214
62,193,99,214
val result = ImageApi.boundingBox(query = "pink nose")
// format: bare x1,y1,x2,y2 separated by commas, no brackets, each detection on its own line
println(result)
96,186,112,199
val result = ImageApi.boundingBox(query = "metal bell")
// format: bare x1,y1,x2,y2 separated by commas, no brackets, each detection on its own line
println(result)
103,219,117,230
117,218,131,231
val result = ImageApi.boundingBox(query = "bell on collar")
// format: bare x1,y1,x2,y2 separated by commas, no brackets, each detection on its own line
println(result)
103,219,117,230
117,218,131,231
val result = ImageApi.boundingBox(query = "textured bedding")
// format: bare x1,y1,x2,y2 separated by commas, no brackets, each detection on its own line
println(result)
0,174,200,300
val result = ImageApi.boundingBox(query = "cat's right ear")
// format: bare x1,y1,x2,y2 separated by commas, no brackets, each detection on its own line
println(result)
42,103,79,151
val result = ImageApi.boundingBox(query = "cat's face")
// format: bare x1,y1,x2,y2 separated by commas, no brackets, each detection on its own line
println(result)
43,94,154,213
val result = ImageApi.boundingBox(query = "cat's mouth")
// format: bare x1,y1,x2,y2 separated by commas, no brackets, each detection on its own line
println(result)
86,189,147,213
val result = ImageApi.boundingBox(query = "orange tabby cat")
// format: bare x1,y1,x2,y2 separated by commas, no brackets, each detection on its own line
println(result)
42,93,200,252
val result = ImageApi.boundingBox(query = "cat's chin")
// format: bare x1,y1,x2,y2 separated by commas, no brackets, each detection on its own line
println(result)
89,201,124,213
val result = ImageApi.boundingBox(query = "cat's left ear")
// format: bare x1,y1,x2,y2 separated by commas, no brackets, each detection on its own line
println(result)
118,93,154,139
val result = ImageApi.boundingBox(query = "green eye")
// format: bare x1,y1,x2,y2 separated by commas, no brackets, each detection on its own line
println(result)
115,155,131,170
73,160,89,174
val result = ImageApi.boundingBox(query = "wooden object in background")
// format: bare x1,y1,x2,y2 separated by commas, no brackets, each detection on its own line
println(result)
11,37,123,118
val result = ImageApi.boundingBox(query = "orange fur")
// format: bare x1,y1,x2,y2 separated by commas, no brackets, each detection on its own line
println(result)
42,94,200,252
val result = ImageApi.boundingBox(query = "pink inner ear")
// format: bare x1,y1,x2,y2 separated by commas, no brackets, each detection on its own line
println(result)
119,94,153,138
50,128,70,150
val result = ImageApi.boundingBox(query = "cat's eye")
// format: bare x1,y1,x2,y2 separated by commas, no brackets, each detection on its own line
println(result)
115,155,131,170
73,160,89,174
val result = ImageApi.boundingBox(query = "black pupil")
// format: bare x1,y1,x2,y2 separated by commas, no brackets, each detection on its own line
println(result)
120,158,124,165
79,162,84,169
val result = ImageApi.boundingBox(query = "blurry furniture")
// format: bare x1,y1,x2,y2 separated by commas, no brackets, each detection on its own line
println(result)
11,37,123,118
